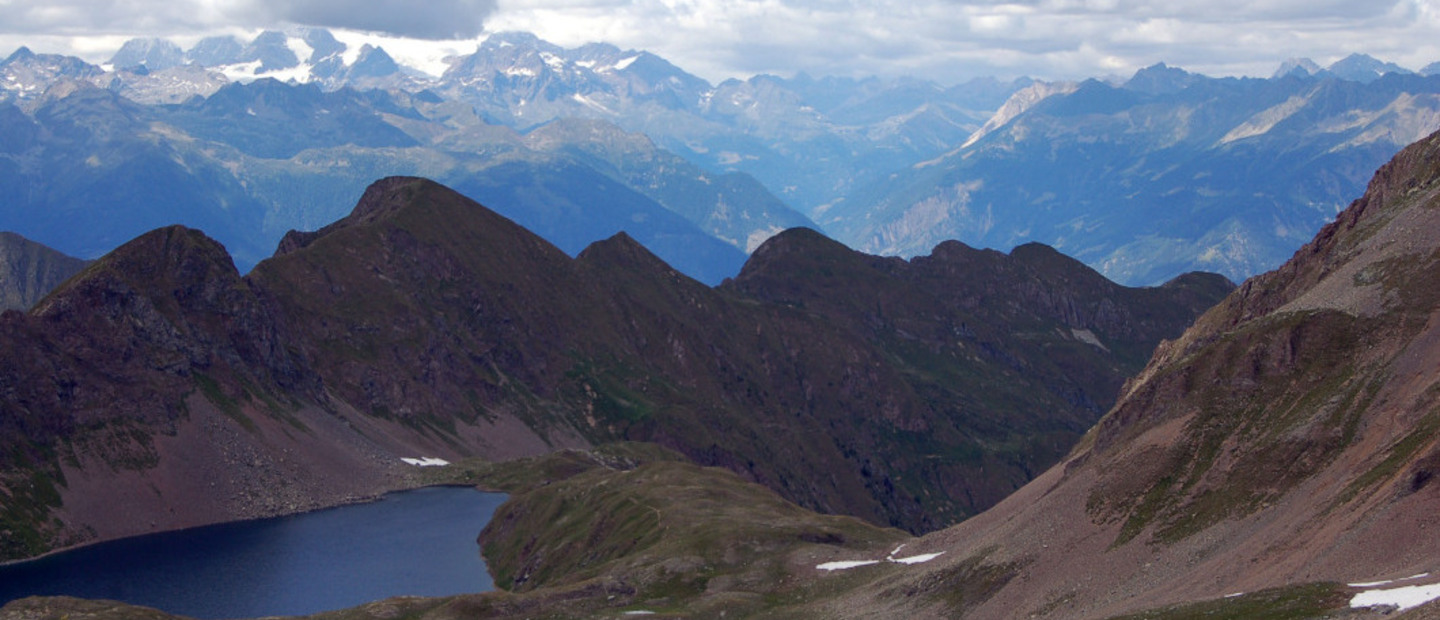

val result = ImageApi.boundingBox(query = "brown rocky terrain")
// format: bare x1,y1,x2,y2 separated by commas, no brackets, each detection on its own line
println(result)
1,176,1226,564
788,128,1440,618
13,126,1440,617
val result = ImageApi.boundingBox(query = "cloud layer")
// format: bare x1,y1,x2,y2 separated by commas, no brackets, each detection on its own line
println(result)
1,0,1437,83
0,0,495,40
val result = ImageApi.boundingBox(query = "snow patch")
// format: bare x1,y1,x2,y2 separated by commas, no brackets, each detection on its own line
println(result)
540,52,565,71
614,55,640,71
817,560,882,571
218,60,264,80
1350,573,1430,588
571,92,612,114
1351,583,1440,611
819,547,944,571
217,60,313,84
401,457,450,467
286,37,314,67
259,63,314,84
890,552,945,565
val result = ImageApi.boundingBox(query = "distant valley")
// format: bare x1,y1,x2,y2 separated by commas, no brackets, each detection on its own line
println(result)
5,32,1439,286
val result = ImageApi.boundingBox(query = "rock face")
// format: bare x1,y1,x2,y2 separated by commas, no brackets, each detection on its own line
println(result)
818,128,1440,618
0,177,1228,561
0,232,87,311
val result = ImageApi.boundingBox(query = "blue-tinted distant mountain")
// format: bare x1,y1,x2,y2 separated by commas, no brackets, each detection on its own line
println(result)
8,30,1439,289
300,28,346,63
428,32,1020,217
1123,63,1205,95
1326,53,1414,83
347,45,400,79
166,79,422,159
1275,54,1416,83
0,231,87,311
0,77,768,283
826,69,1440,285
0,47,105,104
525,118,816,252
0,84,273,265
56,30,1023,231
1272,57,1324,79
108,38,185,71
186,35,244,66
240,30,299,73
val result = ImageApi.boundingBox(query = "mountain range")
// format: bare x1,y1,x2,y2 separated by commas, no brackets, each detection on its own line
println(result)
0,52,794,284
6,127,1440,619
8,31,1436,288
5,25,1440,620
830,65,1440,286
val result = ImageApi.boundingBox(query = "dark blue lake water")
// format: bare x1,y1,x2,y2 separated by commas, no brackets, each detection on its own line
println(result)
0,486,507,619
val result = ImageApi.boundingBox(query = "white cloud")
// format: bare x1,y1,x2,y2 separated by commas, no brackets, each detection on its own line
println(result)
1,0,1437,83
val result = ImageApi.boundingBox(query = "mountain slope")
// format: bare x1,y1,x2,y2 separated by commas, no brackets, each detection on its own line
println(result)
0,176,1227,562
254,177,1220,534
0,219,571,561
810,128,1440,618
0,232,87,311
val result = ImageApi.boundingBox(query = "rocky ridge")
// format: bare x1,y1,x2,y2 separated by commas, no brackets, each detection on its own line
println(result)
806,127,1440,618
0,176,1227,561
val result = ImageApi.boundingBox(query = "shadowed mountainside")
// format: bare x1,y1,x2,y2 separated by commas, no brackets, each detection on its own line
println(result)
793,128,1440,619
0,176,1227,563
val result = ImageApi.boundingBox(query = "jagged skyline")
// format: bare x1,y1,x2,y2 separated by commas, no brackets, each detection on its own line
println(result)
1,0,1437,84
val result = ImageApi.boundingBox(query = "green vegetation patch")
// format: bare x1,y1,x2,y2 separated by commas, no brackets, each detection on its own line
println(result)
470,443,904,615
1105,582,1350,620
1338,399,1440,505
194,371,257,433
563,358,660,426
0,451,67,561
878,545,1025,614
1092,309,1382,547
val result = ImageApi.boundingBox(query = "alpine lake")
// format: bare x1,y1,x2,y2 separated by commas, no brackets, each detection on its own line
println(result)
0,486,507,619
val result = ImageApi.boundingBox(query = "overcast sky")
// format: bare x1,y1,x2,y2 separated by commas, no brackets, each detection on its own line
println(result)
2,0,1437,84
